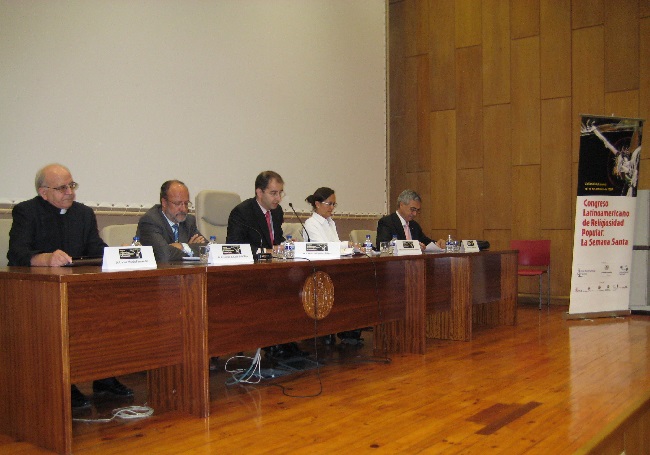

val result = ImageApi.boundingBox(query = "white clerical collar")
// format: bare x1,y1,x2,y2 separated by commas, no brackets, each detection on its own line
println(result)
60,208,67,214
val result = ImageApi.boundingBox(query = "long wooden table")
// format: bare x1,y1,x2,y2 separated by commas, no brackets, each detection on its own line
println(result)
0,250,516,454
0,265,209,455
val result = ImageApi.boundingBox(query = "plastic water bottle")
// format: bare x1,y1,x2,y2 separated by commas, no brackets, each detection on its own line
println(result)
446,234,453,253
364,234,373,255
389,234,397,255
131,236,142,246
208,235,217,251
284,235,295,259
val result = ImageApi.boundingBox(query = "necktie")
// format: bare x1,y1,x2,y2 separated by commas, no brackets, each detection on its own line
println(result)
265,211,273,245
404,222,412,240
172,224,179,242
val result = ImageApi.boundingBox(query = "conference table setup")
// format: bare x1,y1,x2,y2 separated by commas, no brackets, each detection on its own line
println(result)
0,249,517,454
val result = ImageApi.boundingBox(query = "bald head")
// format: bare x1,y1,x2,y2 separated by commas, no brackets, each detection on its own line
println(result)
36,164,76,210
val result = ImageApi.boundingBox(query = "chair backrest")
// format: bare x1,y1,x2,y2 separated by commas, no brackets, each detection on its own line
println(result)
195,190,241,244
510,239,551,267
350,229,376,245
100,223,140,247
282,222,304,242
0,218,13,266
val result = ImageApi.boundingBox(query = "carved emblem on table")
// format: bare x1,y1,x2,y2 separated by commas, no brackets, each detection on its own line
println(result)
301,271,334,319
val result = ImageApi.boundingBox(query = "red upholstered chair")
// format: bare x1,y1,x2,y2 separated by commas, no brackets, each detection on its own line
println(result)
510,240,551,310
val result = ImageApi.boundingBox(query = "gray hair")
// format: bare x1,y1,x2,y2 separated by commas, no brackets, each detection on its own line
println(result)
35,163,71,192
396,189,422,208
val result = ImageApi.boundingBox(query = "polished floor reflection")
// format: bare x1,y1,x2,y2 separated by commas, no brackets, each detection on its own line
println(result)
2,304,650,454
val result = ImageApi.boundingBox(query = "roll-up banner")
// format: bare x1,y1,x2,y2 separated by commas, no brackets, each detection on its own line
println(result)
569,115,643,316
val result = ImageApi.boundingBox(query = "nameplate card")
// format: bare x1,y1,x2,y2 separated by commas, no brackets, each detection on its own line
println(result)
294,242,341,260
462,240,480,253
208,244,254,265
394,240,422,256
102,246,157,270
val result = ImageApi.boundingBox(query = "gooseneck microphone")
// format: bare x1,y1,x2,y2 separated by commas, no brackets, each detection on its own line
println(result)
229,216,269,260
289,202,310,242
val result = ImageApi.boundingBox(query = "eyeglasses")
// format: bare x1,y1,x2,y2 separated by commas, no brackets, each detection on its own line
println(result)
320,201,337,208
41,182,79,193
264,190,285,198
165,199,193,209
408,207,421,214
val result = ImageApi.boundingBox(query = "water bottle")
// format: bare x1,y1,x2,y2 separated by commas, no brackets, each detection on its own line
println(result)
363,234,373,255
389,234,397,255
445,234,453,253
284,235,295,259
131,236,142,246
208,235,217,251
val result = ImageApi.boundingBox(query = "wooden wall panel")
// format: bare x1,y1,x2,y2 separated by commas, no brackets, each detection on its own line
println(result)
455,46,483,169
512,36,541,166
604,90,640,119
511,0,540,39
415,55,431,172
540,0,572,99
482,0,511,105
404,0,429,57
541,98,573,230
429,0,456,111
400,56,419,172
483,229,511,252
604,1,639,92
389,0,407,119
512,165,541,239
483,104,512,229
572,0,604,29
430,110,457,229
457,168,484,239
406,172,432,234
572,26,605,161
545,229,574,302
455,0,482,48
641,18,650,124
642,0,650,17
389,0,649,298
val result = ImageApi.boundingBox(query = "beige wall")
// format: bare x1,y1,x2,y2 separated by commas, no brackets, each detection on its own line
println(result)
389,0,650,300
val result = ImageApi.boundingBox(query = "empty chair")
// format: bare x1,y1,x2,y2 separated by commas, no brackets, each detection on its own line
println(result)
350,229,376,246
100,223,139,247
282,222,304,242
195,190,241,244
0,218,13,266
510,239,551,310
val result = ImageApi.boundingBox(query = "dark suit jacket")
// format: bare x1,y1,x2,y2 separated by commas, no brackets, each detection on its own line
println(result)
137,204,204,263
7,196,106,266
375,212,432,249
226,197,284,254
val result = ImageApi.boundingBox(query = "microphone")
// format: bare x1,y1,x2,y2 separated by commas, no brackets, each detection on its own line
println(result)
289,202,310,242
228,216,270,260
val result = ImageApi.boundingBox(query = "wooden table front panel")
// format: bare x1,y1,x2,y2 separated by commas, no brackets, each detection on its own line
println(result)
206,258,408,356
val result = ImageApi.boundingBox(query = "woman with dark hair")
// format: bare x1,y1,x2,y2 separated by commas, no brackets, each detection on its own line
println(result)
303,187,340,242
304,187,363,346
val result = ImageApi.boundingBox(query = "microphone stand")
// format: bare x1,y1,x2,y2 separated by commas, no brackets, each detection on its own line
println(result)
288,202,310,242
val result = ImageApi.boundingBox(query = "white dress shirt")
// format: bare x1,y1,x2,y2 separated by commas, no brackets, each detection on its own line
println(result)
303,212,340,242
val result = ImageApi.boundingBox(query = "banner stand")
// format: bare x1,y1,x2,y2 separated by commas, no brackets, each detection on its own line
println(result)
563,309,630,321
568,114,643,317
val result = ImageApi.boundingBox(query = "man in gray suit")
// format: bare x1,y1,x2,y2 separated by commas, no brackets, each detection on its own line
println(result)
137,180,206,262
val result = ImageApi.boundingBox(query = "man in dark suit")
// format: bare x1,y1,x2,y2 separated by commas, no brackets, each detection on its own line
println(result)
226,170,285,255
376,189,445,251
226,171,307,359
7,163,134,408
137,180,206,262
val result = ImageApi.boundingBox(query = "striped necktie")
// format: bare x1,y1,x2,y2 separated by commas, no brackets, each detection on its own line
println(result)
172,224,179,242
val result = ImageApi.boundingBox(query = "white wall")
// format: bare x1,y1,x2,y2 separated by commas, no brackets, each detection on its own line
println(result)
0,0,387,215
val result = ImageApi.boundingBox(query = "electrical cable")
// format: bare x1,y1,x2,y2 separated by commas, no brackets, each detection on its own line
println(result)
72,405,154,423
